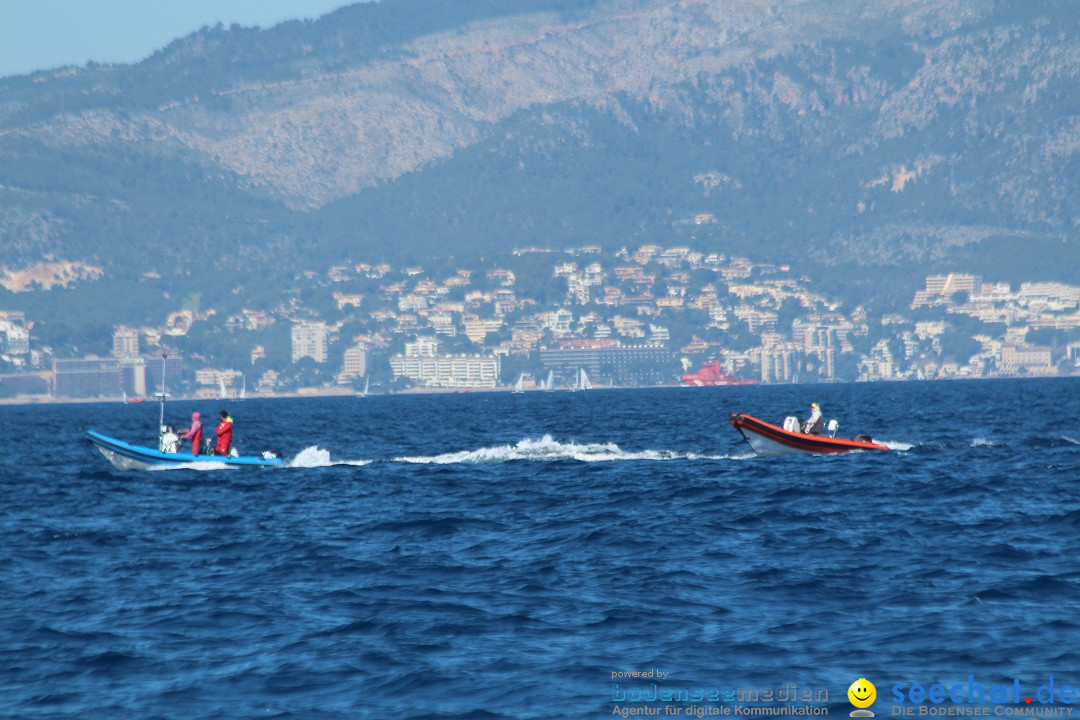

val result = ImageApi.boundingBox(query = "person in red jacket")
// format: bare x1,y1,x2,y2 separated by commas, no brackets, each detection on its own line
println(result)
177,412,203,455
214,410,233,456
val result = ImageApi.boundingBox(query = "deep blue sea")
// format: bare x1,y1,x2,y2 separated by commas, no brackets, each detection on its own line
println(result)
3,379,1080,719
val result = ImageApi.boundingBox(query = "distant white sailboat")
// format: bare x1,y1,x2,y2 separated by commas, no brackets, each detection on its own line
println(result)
238,374,246,401
360,376,369,398
219,377,227,399
544,370,554,391
575,367,593,391
513,372,524,393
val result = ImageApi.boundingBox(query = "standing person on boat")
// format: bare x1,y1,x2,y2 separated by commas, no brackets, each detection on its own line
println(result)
177,412,203,455
160,425,180,454
803,402,824,435
214,410,234,456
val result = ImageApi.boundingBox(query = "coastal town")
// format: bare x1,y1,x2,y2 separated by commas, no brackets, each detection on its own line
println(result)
1,245,1078,401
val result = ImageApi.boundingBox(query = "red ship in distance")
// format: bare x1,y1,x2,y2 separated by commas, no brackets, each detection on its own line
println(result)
680,360,759,386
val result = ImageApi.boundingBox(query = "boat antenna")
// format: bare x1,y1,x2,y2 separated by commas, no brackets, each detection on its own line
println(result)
158,353,167,447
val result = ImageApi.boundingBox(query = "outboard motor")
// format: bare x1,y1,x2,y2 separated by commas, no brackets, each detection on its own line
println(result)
826,419,839,438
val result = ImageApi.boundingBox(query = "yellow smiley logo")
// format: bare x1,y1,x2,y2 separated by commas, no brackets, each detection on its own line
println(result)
848,678,876,708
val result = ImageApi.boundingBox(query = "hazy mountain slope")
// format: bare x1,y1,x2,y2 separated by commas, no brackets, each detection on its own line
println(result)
0,0,1076,320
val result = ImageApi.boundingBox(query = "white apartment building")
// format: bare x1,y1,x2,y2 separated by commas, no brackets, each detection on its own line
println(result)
912,273,983,307
112,326,139,358
391,337,500,388
544,309,574,336
341,345,367,381
1000,345,1054,376
291,322,329,364
462,316,504,344
1,322,30,355
757,344,800,383
406,336,440,358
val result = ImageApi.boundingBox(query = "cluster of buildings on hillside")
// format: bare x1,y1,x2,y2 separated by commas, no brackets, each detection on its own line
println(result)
863,273,1080,380
2,251,1079,400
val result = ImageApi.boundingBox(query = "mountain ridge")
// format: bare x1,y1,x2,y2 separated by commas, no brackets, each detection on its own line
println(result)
0,0,1076,328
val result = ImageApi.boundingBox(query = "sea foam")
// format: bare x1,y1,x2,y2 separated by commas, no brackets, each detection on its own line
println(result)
393,434,749,464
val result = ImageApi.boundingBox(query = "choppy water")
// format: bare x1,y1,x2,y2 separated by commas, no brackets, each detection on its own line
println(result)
3,379,1079,718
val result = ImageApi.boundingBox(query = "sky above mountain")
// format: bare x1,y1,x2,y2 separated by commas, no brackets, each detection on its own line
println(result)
0,0,359,78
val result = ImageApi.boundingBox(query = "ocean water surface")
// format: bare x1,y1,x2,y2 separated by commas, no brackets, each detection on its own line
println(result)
3,379,1079,718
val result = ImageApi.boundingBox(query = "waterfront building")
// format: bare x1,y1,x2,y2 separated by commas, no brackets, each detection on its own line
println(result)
758,344,799,383
539,340,671,386
341,345,367,382
390,337,500,388
291,322,329,364
53,358,123,398
1000,345,1054,376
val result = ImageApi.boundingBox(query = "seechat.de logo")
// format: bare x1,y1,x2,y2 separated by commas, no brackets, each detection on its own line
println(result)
849,678,877,717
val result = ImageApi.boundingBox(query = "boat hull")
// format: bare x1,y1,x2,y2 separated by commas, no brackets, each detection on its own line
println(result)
729,413,888,456
681,361,758,387
87,430,284,470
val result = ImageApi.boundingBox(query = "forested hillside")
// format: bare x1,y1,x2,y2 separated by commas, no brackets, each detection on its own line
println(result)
0,0,1076,329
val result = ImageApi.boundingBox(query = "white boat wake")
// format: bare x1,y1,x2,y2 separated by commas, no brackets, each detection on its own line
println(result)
287,446,372,468
393,434,751,464
148,461,236,472
142,447,369,470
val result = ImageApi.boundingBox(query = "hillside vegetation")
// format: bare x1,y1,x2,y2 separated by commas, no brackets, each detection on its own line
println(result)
0,0,1076,328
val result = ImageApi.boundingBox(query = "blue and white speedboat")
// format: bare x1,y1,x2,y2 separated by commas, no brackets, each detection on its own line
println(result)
86,430,284,470
87,353,284,471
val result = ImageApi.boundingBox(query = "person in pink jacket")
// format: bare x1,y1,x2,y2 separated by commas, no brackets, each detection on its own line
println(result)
177,412,203,455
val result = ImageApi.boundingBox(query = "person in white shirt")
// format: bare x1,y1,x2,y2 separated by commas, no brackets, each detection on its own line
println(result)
803,403,824,435
160,425,180,453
